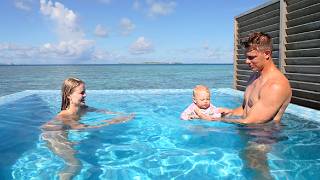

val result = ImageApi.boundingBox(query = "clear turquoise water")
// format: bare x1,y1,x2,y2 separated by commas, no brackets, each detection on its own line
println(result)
1,89,319,179
0,65,320,179
0,64,233,97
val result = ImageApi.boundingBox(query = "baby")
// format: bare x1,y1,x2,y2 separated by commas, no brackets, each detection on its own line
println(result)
181,85,221,120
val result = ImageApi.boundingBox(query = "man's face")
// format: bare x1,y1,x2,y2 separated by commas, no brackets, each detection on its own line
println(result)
245,49,266,71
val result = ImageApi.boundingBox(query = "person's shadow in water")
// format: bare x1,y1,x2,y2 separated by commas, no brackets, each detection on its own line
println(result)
237,122,288,180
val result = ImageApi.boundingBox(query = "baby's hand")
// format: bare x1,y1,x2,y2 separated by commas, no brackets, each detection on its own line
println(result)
193,106,202,115
189,114,200,119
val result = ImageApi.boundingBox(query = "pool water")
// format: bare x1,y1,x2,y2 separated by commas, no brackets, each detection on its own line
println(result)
1,89,320,179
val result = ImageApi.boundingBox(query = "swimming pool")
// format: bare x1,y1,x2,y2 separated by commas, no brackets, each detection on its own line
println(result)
1,88,320,179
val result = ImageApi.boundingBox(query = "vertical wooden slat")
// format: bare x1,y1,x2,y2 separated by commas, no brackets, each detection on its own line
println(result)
235,0,320,110
279,0,287,73
233,18,238,90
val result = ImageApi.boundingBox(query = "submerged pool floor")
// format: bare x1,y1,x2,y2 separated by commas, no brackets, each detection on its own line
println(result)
0,89,320,180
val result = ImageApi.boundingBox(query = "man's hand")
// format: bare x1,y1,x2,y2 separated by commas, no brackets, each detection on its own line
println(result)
217,108,233,117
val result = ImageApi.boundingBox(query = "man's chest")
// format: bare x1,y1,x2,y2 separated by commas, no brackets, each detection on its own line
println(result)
245,80,263,107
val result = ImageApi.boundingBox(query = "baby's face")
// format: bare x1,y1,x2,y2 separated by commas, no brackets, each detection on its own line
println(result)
193,91,211,109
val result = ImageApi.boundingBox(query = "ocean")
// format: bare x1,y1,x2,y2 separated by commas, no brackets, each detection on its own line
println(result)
0,64,233,97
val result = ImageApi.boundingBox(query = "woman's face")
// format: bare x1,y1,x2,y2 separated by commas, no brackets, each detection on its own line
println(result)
68,83,86,107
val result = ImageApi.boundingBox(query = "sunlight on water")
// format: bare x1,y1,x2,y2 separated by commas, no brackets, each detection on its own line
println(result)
0,89,319,179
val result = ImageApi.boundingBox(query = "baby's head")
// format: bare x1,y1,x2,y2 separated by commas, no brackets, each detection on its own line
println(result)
193,85,211,109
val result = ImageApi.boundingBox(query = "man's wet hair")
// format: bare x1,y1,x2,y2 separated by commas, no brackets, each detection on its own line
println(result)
240,32,273,52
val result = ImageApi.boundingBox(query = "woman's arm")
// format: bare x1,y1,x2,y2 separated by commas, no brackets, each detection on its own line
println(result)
71,114,135,129
85,106,124,115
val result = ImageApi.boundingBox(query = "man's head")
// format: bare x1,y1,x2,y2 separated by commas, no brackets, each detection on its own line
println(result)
241,32,273,71
193,85,211,109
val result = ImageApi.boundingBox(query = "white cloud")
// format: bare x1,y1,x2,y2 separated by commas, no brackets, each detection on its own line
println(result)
40,0,84,41
14,0,34,11
94,24,109,37
37,0,99,63
40,40,95,58
129,37,154,55
120,18,136,36
146,0,176,17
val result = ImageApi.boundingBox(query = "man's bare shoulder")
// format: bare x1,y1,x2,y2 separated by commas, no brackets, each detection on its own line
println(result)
263,71,291,97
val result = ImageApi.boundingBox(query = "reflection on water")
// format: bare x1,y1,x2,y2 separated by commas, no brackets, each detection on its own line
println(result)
4,91,320,179
41,129,81,180
237,122,287,180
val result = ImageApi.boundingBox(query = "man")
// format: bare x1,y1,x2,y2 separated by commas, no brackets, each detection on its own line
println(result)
197,32,292,124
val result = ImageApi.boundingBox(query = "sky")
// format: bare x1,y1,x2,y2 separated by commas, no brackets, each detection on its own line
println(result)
0,0,269,64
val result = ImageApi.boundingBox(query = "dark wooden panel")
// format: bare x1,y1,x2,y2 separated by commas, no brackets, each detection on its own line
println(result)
286,20,320,35
238,8,279,28
286,48,320,57
287,0,320,13
237,64,251,71
239,23,280,38
236,85,246,91
285,65,320,74
237,74,250,81
292,88,320,102
285,57,320,65
237,2,279,22
287,0,302,6
287,3,320,21
237,59,247,64
289,80,320,92
286,39,320,50
291,96,320,110
237,70,253,76
285,73,320,83
286,30,320,43
237,80,248,87
287,11,320,28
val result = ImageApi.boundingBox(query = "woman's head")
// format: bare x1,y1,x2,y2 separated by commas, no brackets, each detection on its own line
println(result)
61,77,86,110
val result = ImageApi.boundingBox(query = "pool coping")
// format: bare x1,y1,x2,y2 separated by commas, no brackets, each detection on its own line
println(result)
1,88,319,122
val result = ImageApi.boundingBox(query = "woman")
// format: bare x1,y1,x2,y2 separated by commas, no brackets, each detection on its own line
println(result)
42,77,134,180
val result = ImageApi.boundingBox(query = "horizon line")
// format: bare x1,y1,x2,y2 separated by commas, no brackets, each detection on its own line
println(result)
0,63,233,66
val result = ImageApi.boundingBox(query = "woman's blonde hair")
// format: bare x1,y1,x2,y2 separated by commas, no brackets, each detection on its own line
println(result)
61,77,84,110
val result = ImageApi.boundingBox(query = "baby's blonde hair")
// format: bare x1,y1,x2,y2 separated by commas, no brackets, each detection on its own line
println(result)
193,85,210,97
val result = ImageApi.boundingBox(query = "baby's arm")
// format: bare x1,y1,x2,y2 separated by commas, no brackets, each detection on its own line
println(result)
181,104,199,120
194,107,214,121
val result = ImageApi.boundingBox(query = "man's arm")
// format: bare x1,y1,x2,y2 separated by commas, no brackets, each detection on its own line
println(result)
213,83,288,124
219,100,245,117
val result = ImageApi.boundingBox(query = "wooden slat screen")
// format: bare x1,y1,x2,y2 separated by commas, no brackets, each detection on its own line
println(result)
234,0,320,110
